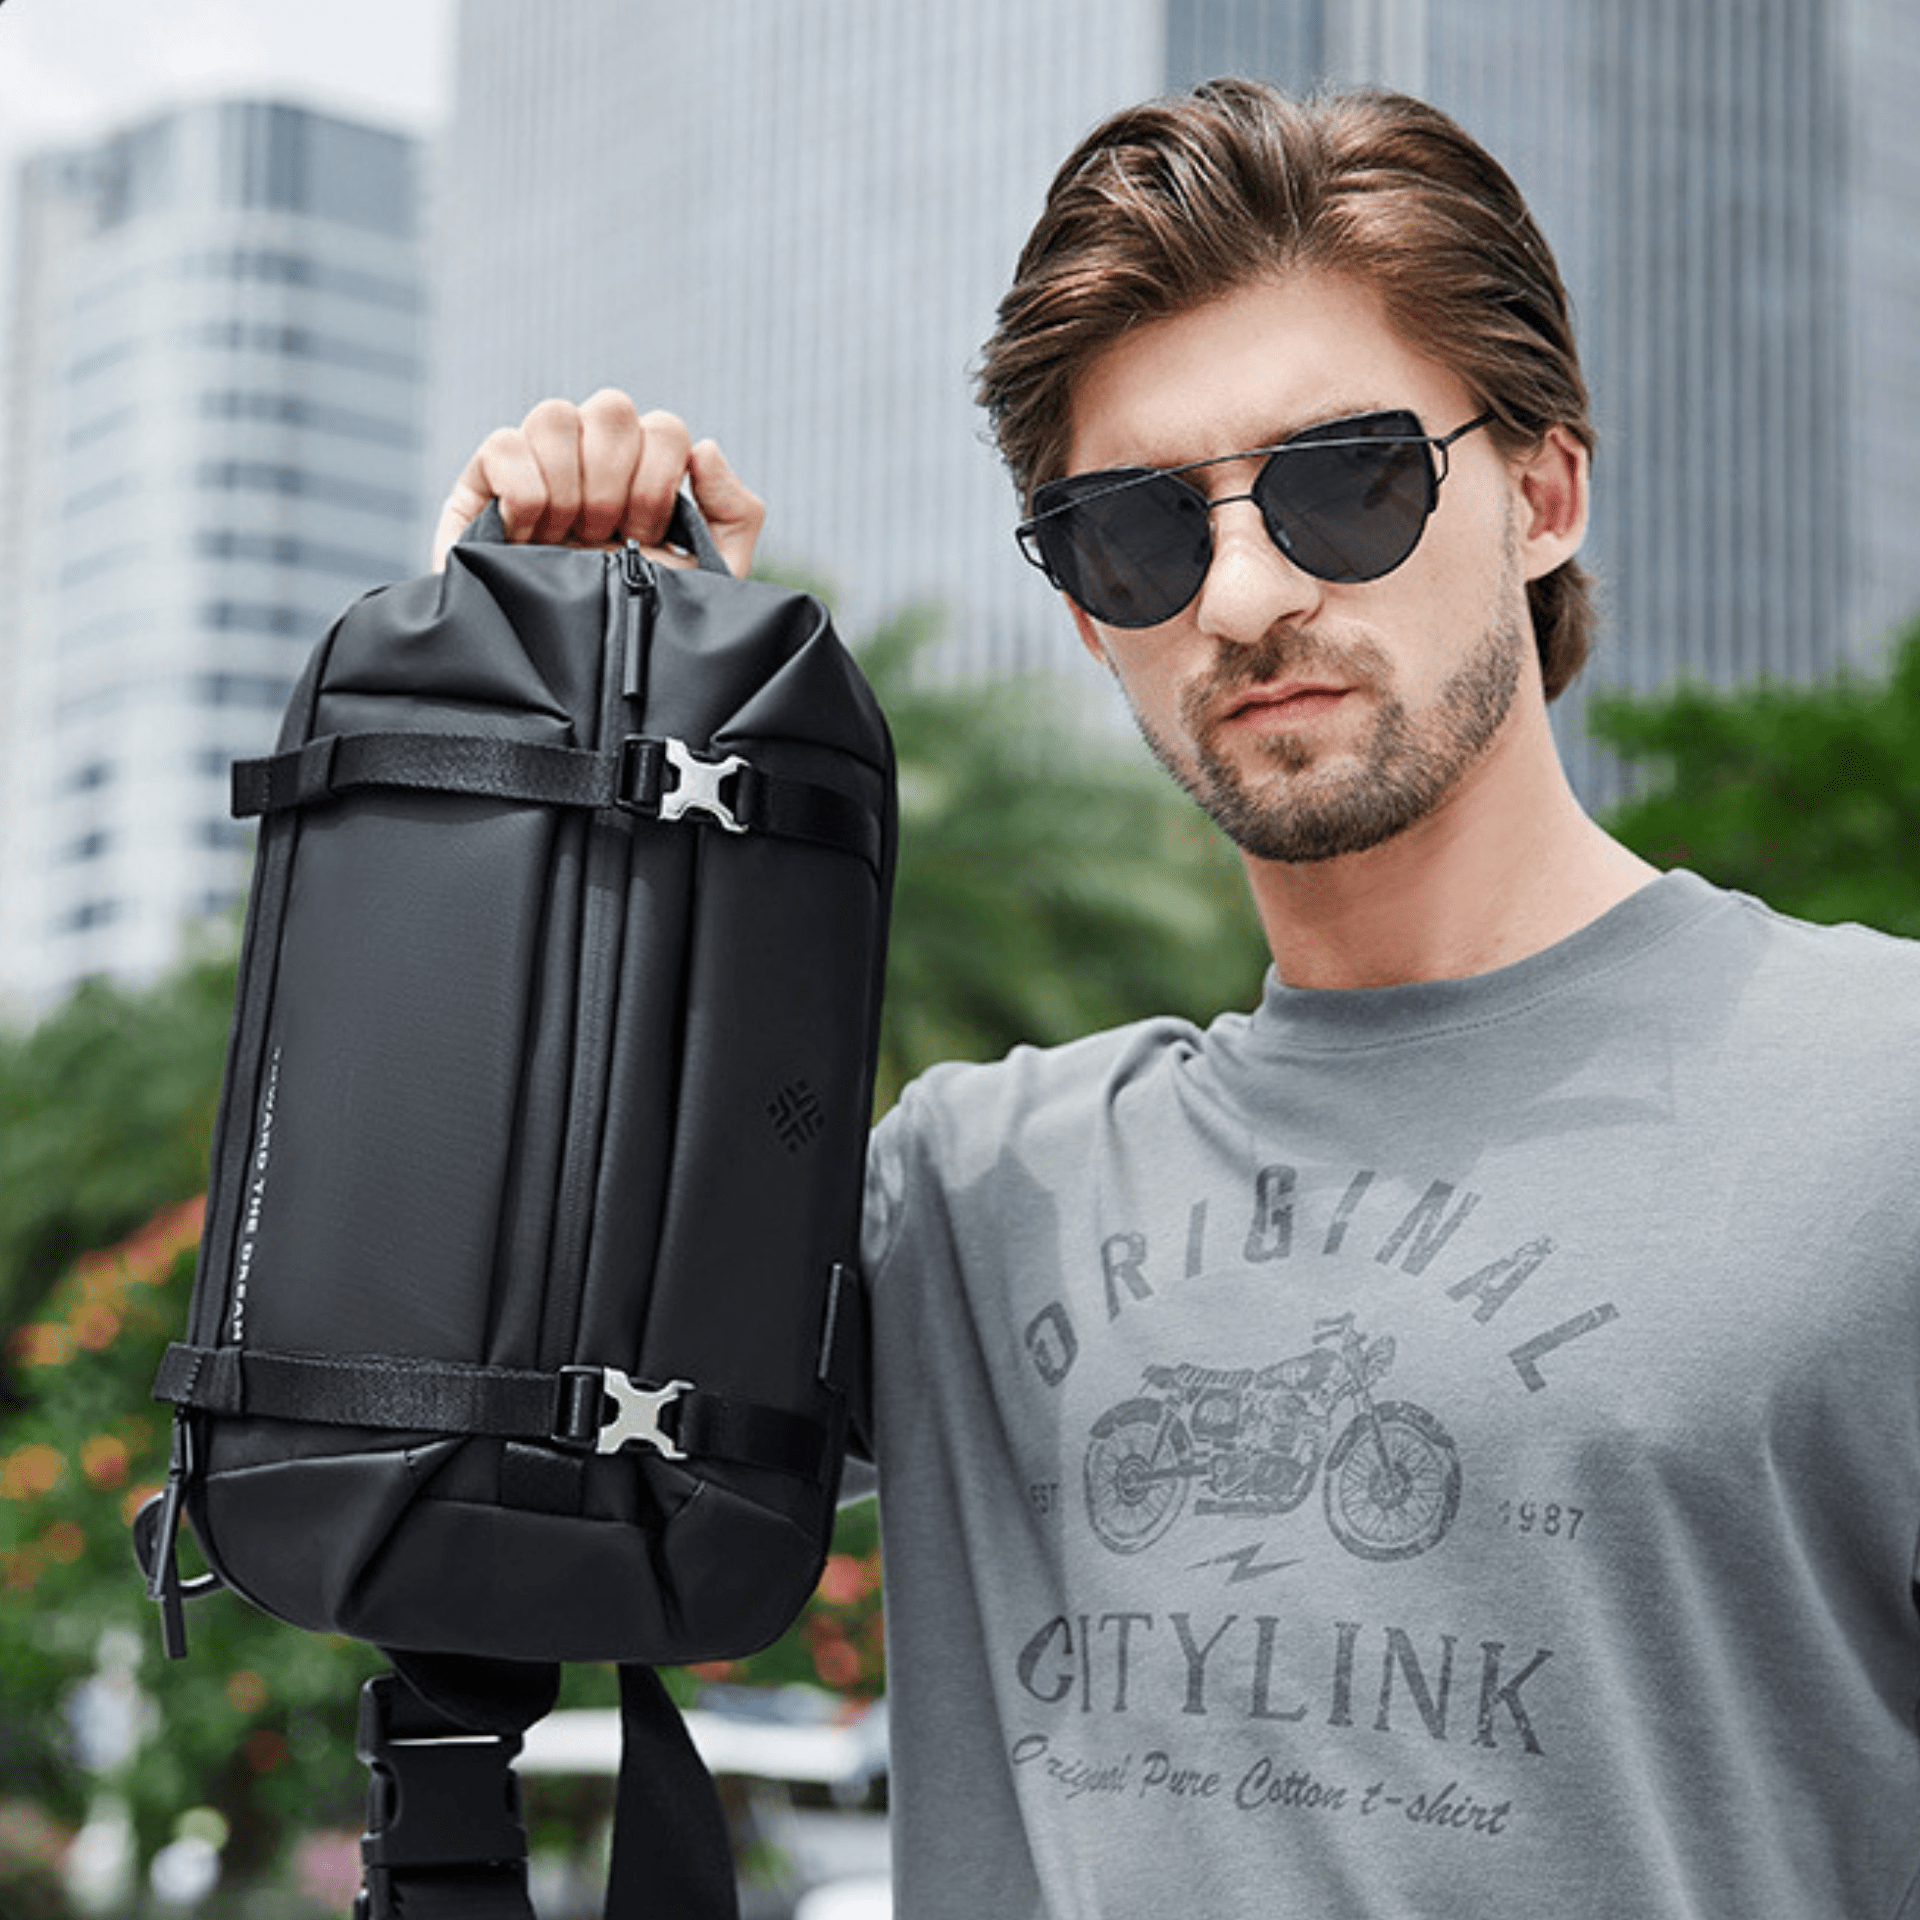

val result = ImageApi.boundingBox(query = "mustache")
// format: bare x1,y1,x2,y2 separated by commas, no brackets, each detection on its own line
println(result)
1180,625,1390,728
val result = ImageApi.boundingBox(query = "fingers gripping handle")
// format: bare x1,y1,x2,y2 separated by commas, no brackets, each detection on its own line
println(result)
462,492,732,575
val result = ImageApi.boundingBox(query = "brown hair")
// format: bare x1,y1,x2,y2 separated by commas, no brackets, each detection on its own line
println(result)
977,80,1598,699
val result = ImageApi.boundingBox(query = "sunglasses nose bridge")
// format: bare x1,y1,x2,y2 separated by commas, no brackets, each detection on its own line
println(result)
1189,491,1328,643
1201,480,1308,578
1205,486,1261,517
1200,483,1284,555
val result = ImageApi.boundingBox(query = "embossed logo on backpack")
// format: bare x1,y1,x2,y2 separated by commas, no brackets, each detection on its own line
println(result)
767,1078,826,1153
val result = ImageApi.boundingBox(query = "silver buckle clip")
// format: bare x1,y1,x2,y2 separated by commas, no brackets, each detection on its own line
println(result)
659,738,747,832
594,1370,691,1459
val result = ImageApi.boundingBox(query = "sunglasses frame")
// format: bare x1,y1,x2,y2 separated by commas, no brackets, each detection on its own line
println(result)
1017,408,1497,628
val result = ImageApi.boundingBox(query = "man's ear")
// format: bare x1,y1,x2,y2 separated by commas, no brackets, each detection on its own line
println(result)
1066,596,1111,668
1515,425,1589,583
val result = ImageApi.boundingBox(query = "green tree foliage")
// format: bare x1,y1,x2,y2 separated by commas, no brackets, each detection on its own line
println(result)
1,1205,381,1908
864,607,1268,1105
1593,618,1920,933
0,950,238,1370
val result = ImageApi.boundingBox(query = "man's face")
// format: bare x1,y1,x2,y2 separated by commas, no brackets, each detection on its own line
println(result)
1060,271,1553,866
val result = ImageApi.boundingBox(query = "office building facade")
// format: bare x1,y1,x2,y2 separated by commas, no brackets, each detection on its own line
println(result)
0,99,425,1014
434,0,1920,803
433,0,1160,673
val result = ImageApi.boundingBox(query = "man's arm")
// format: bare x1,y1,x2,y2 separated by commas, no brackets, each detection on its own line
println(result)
430,387,765,578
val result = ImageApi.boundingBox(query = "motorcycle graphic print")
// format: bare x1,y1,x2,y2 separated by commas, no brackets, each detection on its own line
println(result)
1083,1314,1462,1561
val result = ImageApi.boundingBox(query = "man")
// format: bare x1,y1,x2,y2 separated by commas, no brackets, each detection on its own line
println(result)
439,80,1920,1920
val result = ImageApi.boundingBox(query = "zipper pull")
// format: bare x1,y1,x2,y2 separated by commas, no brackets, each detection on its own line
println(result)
620,541,657,700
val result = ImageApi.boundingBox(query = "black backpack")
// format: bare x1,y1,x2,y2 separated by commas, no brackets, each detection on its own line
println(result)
135,501,894,1920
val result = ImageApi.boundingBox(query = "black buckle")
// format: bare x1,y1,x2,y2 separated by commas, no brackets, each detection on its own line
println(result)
355,1676,528,1919
616,735,665,812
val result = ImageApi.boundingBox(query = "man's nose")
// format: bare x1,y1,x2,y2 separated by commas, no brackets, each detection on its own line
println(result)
1192,497,1325,645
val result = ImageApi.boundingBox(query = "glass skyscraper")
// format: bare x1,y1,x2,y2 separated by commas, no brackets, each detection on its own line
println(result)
0,100,426,1013
434,0,1158,676
1422,0,1920,793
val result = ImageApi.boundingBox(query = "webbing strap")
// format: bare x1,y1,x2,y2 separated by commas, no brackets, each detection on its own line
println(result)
231,732,614,817
606,1663,740,1919
360,1656,739,1920
733,760,881,871
153,1343,833,1482
230,730,884,872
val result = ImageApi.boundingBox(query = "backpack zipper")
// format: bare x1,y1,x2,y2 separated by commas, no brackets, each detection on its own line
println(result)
620,539,657,700
542,546,655,1364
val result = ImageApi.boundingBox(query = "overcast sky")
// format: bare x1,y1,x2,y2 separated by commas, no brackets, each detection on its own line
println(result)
0,0,456,176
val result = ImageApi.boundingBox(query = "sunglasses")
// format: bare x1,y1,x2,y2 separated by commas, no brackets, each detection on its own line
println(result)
1016,408,1496,629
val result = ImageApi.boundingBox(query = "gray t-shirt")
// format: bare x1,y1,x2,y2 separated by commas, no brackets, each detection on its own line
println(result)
859,870,1920,1918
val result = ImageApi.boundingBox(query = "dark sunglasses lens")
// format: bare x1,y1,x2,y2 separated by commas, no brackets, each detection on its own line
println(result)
1259,428,1438,582
1035,474,1211,628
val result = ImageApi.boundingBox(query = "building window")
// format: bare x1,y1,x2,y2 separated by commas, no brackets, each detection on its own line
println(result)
219,102,417,241
62,473,142,520
198,600,309,636
61,759,116,794
57,831,113,864
56,547,145,591
189,319,419,382
186,246,420,313
194,529,410,583
198,388,416,451
67,404,138,451
54,899,121,935
195,460,414,523
68,337,143,383
93,116,177,231
195,669,297,710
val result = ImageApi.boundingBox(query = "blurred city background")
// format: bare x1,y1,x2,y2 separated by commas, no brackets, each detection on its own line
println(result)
4,1,1920,1915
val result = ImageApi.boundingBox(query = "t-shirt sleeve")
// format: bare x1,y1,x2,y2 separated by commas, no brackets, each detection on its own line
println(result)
842,1098,918,1470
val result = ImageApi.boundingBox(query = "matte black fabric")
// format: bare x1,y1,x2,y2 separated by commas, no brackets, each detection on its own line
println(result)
149,500,891,1658
137,499,893,1917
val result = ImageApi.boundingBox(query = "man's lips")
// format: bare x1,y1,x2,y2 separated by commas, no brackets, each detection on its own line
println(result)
1217,682,1351,726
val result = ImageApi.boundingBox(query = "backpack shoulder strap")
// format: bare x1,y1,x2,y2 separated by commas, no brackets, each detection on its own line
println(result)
606,1665,742,1920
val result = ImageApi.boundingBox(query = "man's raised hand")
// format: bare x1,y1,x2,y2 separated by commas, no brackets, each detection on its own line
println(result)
431,389,765,578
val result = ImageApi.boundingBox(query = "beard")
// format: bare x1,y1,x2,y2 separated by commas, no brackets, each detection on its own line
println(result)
1131,597,1529,866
